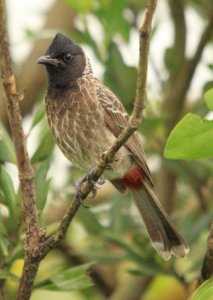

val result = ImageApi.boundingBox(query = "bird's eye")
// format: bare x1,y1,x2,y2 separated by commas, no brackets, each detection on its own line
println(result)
63,53,73,62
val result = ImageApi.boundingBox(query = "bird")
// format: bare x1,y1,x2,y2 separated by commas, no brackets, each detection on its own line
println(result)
37,33,189,260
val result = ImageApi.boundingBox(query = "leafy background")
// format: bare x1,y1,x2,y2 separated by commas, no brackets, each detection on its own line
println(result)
0,0,213,299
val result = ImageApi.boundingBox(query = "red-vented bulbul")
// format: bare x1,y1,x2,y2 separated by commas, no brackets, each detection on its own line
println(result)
37,33,189,260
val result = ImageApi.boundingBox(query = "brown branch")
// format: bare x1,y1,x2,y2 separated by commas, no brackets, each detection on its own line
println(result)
0,1,45,299
0,2,41,243
198,222,213,286
168,0,186,72
133,0,157,120
0,0,157,299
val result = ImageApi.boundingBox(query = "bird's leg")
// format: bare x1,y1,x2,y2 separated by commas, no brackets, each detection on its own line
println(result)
76,168,105,204
86,168,105,198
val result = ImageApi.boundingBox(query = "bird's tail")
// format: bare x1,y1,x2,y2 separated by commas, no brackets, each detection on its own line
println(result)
131,181,189,260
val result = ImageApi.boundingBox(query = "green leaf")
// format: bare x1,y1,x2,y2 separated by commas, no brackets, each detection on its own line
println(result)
184,211,213,244
164,113,213,160
73,29,102,62
31,104,45,129
0,221,7,235
104,43,137,109
207,64,213,71
0,270,19,281
35,263,94,291
191,278,213,300
104,233,163,275
204,88,213,110
0,166,15,216
108,194,132,233
31,125,54,163
141,116,165,136
0,237,9,256
104,0,130,42
79,250,125,264
104,233,144,264
126,256,164,276
0,122,16,163
128,266,162,276
77,207,103,235
65,0,93,13
34,159,51,211
164,47,179,74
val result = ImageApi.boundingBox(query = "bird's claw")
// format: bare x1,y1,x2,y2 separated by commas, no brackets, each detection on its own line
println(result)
97,176,105,185
76,169,105,204
86,168,102,199
87,168,105,189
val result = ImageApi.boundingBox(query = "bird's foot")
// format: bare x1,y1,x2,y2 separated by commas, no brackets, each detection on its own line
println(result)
86,168,105,198
76,169,105,205
98,176,105,185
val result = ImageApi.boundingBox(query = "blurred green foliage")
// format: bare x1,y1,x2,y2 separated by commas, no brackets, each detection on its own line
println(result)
0,0,213,299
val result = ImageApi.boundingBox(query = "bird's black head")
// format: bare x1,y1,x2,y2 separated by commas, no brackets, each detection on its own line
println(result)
37,33,86,88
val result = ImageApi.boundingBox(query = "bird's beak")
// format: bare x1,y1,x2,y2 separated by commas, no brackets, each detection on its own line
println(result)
37,55,60,66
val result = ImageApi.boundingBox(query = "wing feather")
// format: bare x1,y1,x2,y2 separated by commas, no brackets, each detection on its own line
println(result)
95,79,153,186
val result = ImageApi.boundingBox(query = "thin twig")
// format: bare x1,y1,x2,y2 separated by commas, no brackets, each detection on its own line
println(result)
133,0,157,121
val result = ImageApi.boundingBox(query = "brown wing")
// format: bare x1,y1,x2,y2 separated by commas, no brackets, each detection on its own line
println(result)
95,79,153,186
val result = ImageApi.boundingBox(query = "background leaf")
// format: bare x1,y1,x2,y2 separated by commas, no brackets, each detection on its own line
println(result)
101,0,130,42
34,159,51,211
77,207,104,235
0,236,10,256
31,125,54,163
0,165,16,216
0,122,16,163
164,113,213,159
65,0,93,13
30,104,46,130
104,43,137,109
204,88,213,110
35,263,94,292
191,278,213,300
